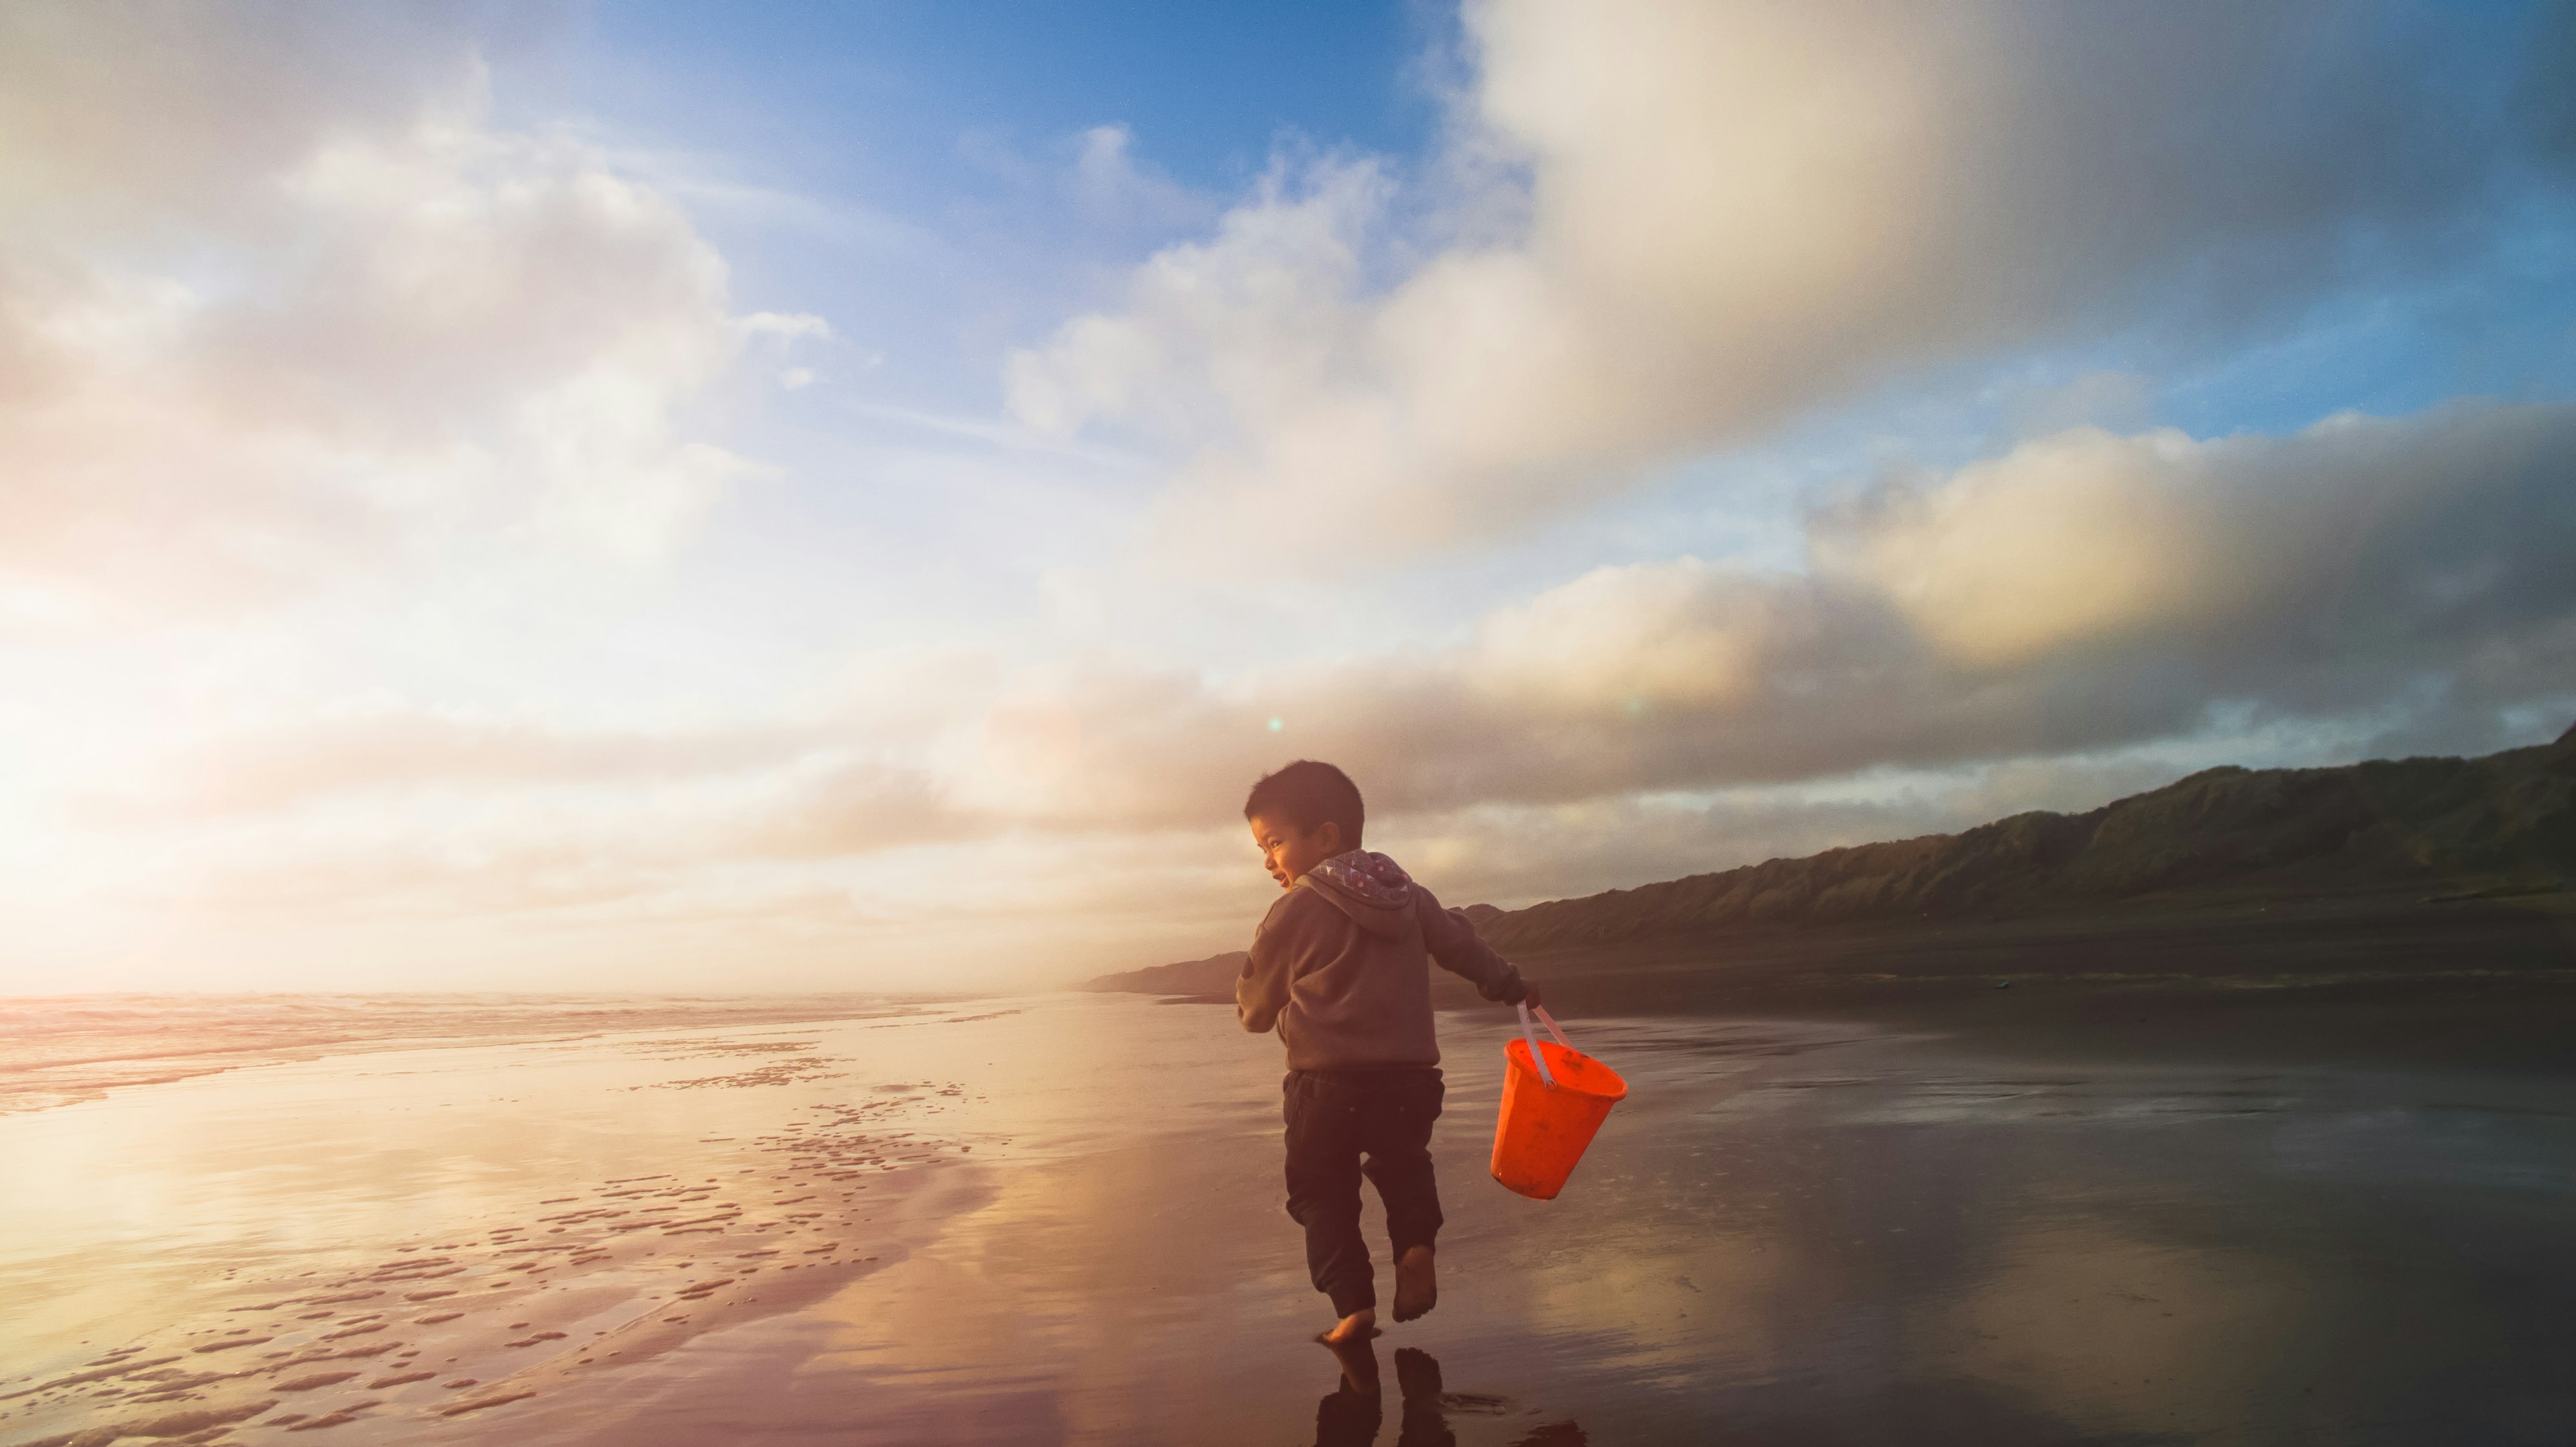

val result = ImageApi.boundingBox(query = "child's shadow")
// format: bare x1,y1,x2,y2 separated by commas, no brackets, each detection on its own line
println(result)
1312,1338,1585,1446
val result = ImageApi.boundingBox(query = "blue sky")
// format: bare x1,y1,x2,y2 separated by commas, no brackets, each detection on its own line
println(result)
536,2,1451,416
584,1,1448,191
3,1,2573,992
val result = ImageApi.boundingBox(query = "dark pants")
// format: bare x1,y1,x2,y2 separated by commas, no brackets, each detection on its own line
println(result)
1283,1067,1445,1318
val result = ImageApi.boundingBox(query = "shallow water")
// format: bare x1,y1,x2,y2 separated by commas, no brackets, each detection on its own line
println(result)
3,993,2572,1445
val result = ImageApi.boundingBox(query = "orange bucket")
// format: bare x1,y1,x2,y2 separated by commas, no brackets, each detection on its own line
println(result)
1489,1010,1627,1200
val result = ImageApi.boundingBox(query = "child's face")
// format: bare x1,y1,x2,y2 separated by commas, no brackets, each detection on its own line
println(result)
1247,814,1342,890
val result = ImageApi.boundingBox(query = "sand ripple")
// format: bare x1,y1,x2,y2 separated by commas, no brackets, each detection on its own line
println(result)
0,1065,974,1447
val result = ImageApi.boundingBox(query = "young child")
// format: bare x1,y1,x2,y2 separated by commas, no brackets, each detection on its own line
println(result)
1236,759,1541,1344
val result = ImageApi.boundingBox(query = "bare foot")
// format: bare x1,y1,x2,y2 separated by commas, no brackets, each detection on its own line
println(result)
1318,1307,1377,1344
1318,1327,1381,1396
1392,1246,1437,1323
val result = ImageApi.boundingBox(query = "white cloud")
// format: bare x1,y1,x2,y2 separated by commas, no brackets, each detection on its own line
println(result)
1067,124,1214,232
1818,405,2576,673
947,402,2576,824
1005,158,1390,443
1823,428,2223,671
23,398,2571,989
743,312,833,342
100,400,2570,842
0,4,769,613
1468,559,1776,712
1009,0,2563,565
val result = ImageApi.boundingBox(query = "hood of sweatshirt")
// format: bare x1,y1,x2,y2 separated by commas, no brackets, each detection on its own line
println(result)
1299,849,1416,939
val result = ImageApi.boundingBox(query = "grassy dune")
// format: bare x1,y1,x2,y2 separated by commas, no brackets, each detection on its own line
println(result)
1090,727,2576,1066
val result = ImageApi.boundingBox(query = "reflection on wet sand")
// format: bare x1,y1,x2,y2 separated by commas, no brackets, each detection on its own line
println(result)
5,994,2573,1444
0,1006,994,1446
1311,1338,1588,1447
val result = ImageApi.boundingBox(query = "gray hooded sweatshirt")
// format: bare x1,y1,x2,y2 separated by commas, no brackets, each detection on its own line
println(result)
1237,849,1527,1071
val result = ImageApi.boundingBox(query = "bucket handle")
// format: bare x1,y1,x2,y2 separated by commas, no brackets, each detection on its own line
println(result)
1517,1000,1564,1089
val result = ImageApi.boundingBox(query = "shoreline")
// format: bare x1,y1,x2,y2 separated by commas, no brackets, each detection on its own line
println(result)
0,996,943,1119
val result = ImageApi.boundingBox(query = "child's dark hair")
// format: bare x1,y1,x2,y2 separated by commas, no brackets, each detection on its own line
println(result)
1244,760,1365,846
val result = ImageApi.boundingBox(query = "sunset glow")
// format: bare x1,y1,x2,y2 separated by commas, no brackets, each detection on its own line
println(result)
5,2,2572,993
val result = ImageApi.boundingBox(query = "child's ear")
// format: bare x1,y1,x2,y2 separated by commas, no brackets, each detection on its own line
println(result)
1318,820,1343,854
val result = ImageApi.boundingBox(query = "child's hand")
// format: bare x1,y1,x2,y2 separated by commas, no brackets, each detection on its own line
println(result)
1521,983,1544,1011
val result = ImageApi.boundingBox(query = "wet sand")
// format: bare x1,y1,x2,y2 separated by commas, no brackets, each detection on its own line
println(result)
5,992,2573,1444
1451,890,2576,1075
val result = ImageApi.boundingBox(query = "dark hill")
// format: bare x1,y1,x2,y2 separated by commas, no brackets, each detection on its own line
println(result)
1082,951,1247,999
1085,724,2576,998
1474,722,2575,953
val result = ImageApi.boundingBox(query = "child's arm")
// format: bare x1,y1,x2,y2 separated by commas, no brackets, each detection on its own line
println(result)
1412,886,1531,1005
1236,896,1302,1034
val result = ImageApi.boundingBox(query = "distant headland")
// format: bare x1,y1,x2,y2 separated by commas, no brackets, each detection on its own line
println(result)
1085,724,2576,1067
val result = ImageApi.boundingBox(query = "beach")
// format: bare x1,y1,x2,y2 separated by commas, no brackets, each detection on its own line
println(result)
5,991,2573,1445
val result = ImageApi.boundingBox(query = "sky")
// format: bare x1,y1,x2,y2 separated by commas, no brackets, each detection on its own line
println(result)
4,0,2575,994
